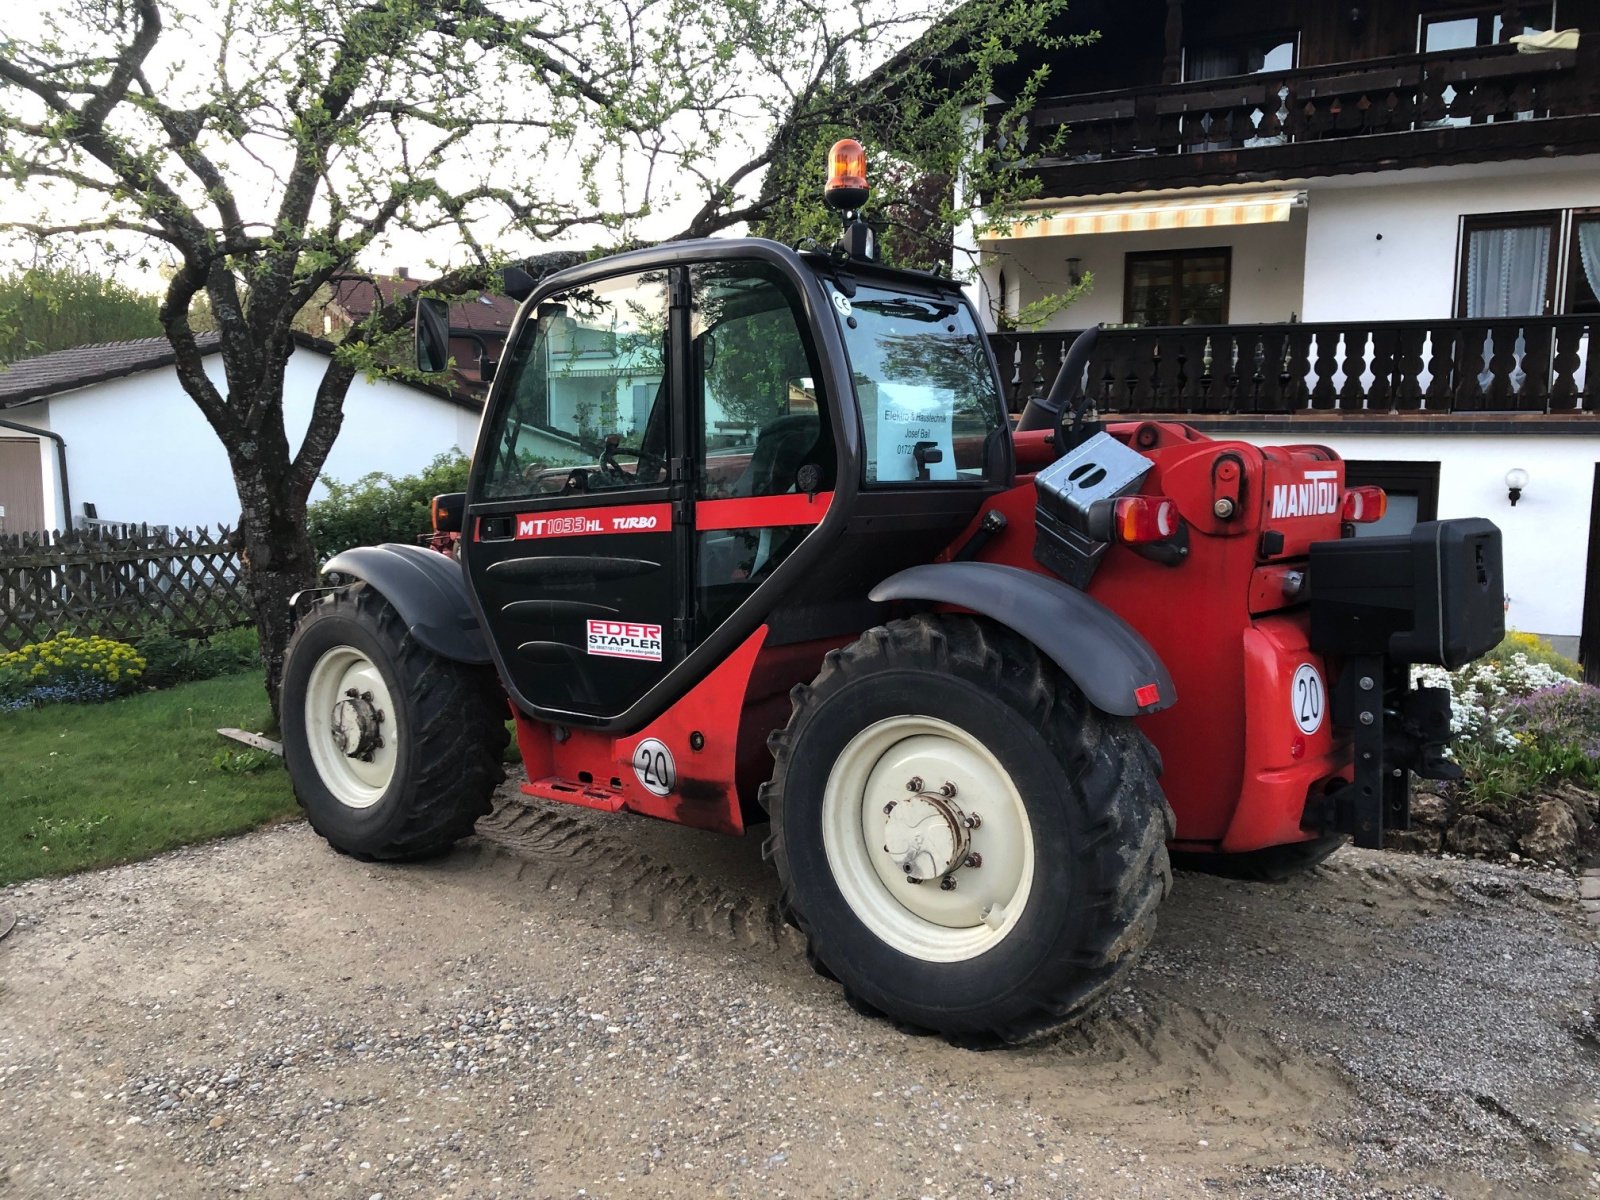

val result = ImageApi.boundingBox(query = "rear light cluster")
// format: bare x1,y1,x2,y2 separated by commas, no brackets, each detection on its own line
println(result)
1341,485,1387,524
1111,496,1181,545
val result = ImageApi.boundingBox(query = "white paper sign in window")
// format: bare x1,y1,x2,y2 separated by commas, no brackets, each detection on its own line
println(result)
874,386,957,482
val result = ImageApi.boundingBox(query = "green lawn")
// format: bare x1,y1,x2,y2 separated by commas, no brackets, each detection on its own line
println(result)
0,672,299,886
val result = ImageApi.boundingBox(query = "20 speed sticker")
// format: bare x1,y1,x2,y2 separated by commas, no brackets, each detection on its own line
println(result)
632,738,675,796
1291,663,1325,735
586,620,662,662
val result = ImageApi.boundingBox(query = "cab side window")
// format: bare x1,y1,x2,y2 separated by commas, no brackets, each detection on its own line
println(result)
479,271,670,500
693,263,832,501
691,262,834,631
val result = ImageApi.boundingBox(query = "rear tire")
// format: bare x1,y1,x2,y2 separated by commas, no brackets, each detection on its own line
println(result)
763,615,1174,1044
282,584,508,860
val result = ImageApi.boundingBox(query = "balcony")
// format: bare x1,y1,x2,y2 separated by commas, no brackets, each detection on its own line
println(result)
1012,43,1599,195
989,315,1596,419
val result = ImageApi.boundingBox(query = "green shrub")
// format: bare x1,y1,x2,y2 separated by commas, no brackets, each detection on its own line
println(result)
137,625,261,689
306,451,471,560
0,634,146,709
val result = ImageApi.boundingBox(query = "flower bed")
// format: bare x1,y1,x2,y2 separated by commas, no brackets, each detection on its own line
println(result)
0,634,145,709
0,626,259,712
1395,637,1600,870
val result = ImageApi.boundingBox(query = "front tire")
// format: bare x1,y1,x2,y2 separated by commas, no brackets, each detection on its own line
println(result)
764,615,1174,1044
282,584,508,860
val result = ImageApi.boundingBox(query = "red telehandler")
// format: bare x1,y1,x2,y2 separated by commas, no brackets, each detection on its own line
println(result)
280,141,1504,1043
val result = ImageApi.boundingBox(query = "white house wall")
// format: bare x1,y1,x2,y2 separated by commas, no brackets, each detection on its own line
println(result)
1299,155,1600,322
979,208,1309,331
14,347,481,532
1229,429,1596,644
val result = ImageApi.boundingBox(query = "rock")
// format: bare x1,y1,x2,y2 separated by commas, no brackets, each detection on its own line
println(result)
1385,827,1440,856
1410,791,1451,829
1518,798,1580,871
1446,815,1513,859
1550,784,1600,857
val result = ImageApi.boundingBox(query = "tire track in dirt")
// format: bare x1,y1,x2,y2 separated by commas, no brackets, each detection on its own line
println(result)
463,790,1345,1130
467,795,803,957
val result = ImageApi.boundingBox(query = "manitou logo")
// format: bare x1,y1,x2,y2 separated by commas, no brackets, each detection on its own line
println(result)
1271,470,1340,519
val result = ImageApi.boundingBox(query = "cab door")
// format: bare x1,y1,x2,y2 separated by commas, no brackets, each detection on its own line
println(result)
463,268,686,722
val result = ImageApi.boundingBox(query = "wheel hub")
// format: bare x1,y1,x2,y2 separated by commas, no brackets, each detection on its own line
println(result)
331,688,385,762
882,788,972,882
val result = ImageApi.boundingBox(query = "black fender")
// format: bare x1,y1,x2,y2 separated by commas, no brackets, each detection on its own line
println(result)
868,561,1175,717
315,544,492,665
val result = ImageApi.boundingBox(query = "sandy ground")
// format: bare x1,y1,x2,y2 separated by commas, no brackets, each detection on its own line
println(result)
1,788,1598,1199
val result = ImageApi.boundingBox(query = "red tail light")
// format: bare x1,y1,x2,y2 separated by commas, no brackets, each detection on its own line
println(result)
1341,485,1387,524
1111,496,1181,544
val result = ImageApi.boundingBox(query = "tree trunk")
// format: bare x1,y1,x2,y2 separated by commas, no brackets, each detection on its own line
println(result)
234,458,318,724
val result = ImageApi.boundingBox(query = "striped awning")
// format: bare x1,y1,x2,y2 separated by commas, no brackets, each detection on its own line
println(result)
1000,191,1303,239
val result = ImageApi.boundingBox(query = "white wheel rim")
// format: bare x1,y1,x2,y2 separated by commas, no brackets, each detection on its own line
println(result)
821,715,1035,963
302,645,400,809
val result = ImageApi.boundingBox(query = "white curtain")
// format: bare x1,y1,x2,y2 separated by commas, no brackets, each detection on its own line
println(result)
1464,225,1551,318
1578,219,1600,304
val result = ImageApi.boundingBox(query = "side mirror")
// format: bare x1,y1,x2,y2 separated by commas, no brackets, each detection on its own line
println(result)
502,266,537,303
431,492,465,534
415,296,451,373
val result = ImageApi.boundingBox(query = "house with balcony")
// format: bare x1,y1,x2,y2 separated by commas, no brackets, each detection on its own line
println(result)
966,0,1600,669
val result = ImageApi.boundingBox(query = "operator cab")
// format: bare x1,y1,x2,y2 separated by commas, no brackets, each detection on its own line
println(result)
448,176,1009,731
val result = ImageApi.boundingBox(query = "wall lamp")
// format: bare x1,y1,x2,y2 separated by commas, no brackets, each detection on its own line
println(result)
1505,467,1529,506
1066,257,1083,286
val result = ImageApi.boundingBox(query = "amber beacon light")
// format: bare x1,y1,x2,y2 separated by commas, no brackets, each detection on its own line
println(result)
824,139,870,213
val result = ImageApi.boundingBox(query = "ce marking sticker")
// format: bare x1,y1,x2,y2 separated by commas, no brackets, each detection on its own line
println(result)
831,292,852,317
632,738,676,797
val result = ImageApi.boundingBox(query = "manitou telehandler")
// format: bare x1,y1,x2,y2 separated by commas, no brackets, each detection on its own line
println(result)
281,140,1504,1043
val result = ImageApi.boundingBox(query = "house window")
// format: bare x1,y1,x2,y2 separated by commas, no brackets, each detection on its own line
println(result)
1182,32,1296,150
1183,32,1296,81
1567,213,1600,315
1124,249,1231,327
1421,5,1552,50
1342,461,1440,541
1457,212,1558,318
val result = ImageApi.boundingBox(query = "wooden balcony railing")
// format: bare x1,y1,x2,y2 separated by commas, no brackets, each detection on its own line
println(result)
1017,43,1590,170
989,316,1596,417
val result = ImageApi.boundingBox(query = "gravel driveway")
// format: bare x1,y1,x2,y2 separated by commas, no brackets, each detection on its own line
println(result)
2,785,1597,1199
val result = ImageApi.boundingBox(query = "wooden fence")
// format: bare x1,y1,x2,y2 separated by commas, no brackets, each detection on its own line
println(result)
0,525,252,652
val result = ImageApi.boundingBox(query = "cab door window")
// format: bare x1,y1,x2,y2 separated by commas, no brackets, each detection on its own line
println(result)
691,261,833,632
479,271,670,500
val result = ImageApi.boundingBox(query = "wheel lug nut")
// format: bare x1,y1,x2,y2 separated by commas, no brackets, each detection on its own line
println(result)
939,877,957,891
965,813,982,829
883,802,896,815
940,781,957,798
965,853,982,869
906,776,923,792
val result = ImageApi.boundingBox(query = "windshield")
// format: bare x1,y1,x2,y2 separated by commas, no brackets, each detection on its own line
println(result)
826,281,1003,484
